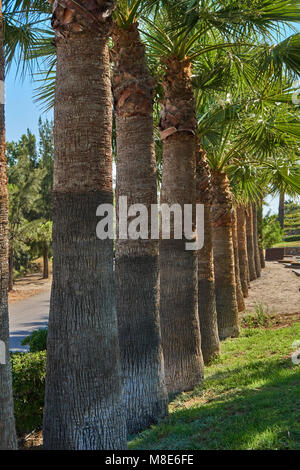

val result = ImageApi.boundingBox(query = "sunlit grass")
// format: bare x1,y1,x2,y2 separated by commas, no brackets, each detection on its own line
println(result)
274,241,300,247
129,323,300,450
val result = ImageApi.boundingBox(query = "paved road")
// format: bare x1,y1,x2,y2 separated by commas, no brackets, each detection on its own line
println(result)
9,290,50,352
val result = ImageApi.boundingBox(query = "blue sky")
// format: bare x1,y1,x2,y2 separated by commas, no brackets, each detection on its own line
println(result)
6,62,53,142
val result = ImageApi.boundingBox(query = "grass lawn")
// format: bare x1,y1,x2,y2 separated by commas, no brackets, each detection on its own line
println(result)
274,241,300,247
129,322,300,450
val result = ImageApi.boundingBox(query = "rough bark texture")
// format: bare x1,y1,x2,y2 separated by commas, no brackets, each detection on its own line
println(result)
159,57,204,395
196,149,220,364
278,192,285,229
260,248,266,269
43,4,127,450
211,171,239,340
236,206,250,298
246,204,257,282
252,203,261,278
8,250,13,292
0,1,18,449
112,23,167,434
258,198,266,269
232,208,245,312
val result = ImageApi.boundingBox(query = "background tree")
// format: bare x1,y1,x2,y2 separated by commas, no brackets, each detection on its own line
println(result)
24,219,52,279
37,117,54,220
6,132,43,289
262,212,284,248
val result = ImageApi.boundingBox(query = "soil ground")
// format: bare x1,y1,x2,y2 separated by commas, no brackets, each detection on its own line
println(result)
8,259,52,304
245,261,300,316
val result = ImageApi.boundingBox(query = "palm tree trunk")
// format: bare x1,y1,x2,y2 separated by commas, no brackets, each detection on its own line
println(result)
258,196,266,269
43,5,126,450
8,248,14,292
211,171,239,340
278,192,285,229
246,204,257,282
159,57,204,394
112,23,167,434
232,208,245,312
236,205,250,297
252,202,261,278
260,247,266,269
0,2,18,449
196,149,220,364
43,243,49,279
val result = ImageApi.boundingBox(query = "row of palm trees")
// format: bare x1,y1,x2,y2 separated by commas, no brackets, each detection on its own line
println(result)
0,0,299,450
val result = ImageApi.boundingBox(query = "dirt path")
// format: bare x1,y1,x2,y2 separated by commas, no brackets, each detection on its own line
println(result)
8,272,51,304
245,261,300,315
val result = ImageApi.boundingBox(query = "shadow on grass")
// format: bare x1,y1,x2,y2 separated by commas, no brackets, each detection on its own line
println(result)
130,358,300,450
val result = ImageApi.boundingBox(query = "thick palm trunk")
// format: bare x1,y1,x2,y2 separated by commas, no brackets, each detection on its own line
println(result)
196,149,220,364
43,243,49,279
278,192,285,229
159,58,204,395
232,209,245,312
252,202,261,278
236,206,250,297
112,23,167,434
246,204,257,282
43,4,126,450
211,171,239,340
258,197,266,269
0,2,18,449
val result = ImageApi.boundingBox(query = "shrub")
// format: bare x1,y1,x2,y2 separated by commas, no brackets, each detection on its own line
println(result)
21,328,48,352
11,351,46,435
262,213,284,248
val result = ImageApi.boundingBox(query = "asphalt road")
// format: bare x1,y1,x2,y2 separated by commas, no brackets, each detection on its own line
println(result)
9,290,50,352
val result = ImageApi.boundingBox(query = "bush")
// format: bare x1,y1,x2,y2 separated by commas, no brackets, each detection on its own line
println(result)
262,213,284,248
21,328,48,352
11,351,46,435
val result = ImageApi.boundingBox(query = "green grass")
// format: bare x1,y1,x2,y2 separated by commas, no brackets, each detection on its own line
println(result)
129,323,300,450
274,240,300,247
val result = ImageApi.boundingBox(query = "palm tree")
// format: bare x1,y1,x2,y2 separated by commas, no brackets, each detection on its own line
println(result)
232,208,245,312
236,205,250,297
278,191,285,229
211,169,239,338
145,3,206,393
263,156,300,247
0,0,17,450
111,0,168,434
252,202,262,278
196,146,220,364
269,157,300,231
246,203,257,281
257,195,266,268
42,1,127,450
0,0,53,445
196,39,300,336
